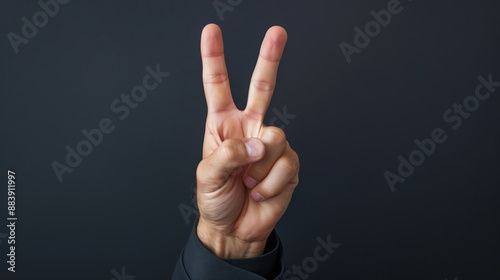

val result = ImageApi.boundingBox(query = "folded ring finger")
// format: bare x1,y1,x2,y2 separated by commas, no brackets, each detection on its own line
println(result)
243,126,287,188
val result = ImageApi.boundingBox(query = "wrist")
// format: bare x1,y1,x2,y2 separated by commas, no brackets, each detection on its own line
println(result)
196,218,267,259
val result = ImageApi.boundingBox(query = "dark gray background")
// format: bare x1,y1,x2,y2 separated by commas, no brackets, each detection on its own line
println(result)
1,0,499,279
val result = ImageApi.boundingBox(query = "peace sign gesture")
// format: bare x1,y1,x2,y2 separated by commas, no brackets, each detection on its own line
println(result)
196,24,300,259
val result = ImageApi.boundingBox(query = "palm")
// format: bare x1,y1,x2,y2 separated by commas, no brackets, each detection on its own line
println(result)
197,24,289,242
202,110,271,238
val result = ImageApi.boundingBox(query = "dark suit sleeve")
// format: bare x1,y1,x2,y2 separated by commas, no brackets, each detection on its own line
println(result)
172,220,285,280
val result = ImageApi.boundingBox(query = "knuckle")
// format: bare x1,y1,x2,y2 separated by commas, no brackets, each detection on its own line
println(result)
220,140,237,161
251,79,275,93
204,73,229,85
196,159,226,185
291,173,299,187
291,150,300,171
220,139,245,164
280,157,297,175
264,126,287,148
285,174,299,193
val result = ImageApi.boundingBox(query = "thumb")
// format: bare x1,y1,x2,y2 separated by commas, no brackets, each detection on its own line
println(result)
197,138,265,186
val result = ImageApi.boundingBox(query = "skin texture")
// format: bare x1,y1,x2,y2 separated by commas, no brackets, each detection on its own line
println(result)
196,23,300,259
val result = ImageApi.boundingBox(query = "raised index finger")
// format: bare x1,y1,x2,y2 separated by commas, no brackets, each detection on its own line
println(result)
201,24,236,113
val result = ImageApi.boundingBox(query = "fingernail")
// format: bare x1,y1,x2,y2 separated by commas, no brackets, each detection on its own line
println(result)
244,177,258,189
251,192,264,202
245,138,263,158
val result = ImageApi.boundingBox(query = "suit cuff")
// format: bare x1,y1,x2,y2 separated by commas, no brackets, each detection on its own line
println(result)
174,220,284,280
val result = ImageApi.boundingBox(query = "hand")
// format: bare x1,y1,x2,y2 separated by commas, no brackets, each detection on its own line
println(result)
196,24,300,259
